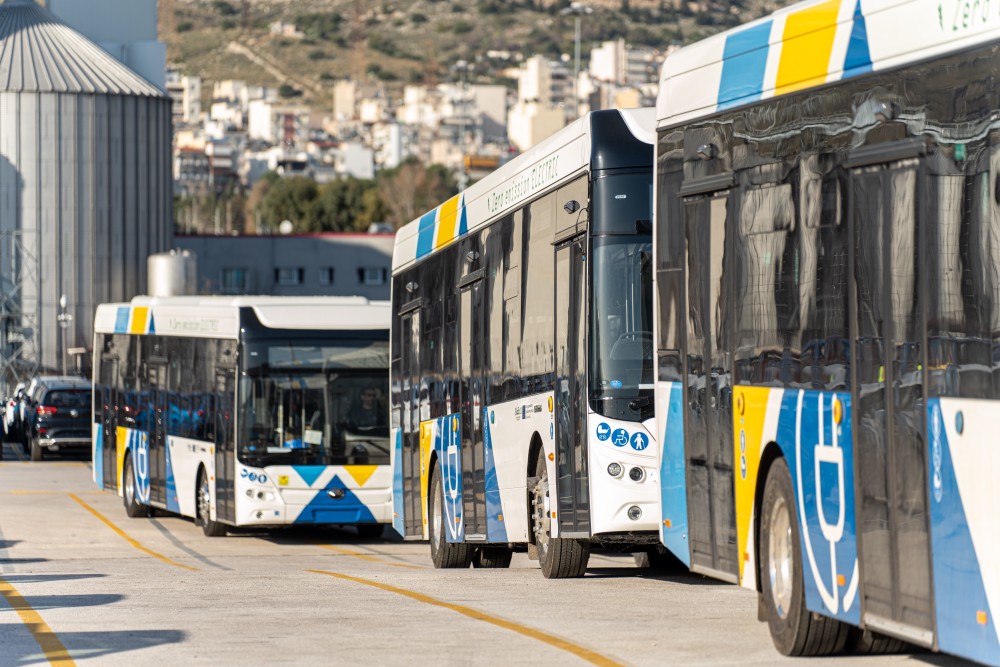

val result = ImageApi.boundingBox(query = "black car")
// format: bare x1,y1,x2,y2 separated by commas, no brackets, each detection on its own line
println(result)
24,376,92,461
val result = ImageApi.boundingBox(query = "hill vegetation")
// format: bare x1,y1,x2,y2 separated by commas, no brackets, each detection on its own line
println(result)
163,0,788,111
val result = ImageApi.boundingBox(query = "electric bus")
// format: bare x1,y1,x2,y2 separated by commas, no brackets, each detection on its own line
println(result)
653,0,999,663
391,108,659,577
93,296,391,537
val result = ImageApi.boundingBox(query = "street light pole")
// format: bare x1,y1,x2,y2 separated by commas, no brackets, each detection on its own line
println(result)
57,294,72,376
561,2,593,121
573,15,581,120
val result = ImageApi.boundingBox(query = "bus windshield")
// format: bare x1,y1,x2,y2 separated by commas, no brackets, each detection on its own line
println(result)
238,338,390,467
590,236,654,421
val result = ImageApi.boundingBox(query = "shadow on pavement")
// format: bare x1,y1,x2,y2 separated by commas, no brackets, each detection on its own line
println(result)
0,540,22,549
3,593,125,611
582,566,732,585
4,629,186,665
0,573,105,584
0,558,48,565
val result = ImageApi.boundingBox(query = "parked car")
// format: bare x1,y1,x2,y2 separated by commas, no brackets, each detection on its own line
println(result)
23,376,92,461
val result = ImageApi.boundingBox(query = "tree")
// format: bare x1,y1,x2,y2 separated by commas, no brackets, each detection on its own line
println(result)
257,176,320,232
376,158,458,227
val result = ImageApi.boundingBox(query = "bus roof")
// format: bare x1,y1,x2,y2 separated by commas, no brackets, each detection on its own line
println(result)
656,0,1000,128
392,107,655,273
93,295,390,338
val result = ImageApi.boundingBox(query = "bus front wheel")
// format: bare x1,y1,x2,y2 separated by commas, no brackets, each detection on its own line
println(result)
760,457,848,656
122,454,146,518
531,455,589,579
428,464,471,568
196,468,227,537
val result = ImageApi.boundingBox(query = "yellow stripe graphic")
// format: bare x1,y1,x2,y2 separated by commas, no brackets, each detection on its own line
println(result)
733,386,770,584
343,465,378,487
308,569,623,666
129,307,148,334
435,195,460,249
68,494,200,572
0,576,76,666
775,0,841,95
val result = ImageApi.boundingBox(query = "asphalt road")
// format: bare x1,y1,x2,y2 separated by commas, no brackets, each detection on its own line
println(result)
0,439,973,666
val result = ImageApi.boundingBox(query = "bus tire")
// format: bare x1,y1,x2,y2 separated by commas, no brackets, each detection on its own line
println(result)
122,454,147,518
847,627,907,655
356,524,384,540
428,464,471,568
531,455,589,579
196,467,227,537
29,436,43,462
472,546,513,569
760,457,848,656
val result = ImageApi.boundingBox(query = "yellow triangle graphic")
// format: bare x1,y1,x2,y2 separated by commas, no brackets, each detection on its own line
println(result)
343,465,378,487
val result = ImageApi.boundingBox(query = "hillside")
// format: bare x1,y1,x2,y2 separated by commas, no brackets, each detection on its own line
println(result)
162,0,788,111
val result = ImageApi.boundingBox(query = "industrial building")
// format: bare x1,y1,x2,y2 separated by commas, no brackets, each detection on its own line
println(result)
0,0,172,392
172,233,395,302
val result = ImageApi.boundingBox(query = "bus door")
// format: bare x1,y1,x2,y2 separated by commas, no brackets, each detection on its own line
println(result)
849,153,933,644
147,355,168,506
398,307,423,537
682,191,738,582
214,347,237,524
553,234,590,537
459,275,487,540
98,353,118,491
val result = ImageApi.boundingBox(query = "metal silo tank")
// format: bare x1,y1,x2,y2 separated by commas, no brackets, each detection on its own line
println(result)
148,250,198,297
0,0,172,388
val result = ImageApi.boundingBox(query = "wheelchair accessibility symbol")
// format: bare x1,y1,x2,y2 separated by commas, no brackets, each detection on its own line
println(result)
629,432,649,451
611,428,629,447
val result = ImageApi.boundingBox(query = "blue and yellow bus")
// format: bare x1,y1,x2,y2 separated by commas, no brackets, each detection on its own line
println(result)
92,296,392,538
653,0,999,663
391,109,660,577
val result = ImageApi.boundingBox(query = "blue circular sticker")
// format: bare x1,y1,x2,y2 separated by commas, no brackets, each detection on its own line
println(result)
611,428,629,447
595,423,611,441
629,432,649,451
610,380,623,389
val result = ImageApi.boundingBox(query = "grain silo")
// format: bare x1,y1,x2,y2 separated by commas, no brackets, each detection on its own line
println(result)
0,0,172,388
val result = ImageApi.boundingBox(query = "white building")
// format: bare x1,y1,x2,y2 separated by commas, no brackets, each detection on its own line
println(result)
248,100,311,147
517,55,570,108
166,70,202,125
507,101,565,151
47,0,166,90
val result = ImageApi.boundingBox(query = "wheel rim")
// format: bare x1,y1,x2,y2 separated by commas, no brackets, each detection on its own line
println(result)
767,495,794,619
124,461,135,506
197,476,211,523
430,475,442,547
532,464,550,556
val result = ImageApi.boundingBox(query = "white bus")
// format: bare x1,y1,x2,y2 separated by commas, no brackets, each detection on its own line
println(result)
92,296,391,537
391,109,660,577
653,0,1000,663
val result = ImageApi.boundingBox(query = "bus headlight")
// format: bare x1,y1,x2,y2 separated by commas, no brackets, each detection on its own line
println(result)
629,466,644,482
607,462,623,477
627,506,642,520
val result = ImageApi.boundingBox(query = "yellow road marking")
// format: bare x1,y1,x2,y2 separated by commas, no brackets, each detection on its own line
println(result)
307,569,623,667
68,494,200,572
0,461,88,468
4,490,102,495
318,544,423,569
0,576,76,666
